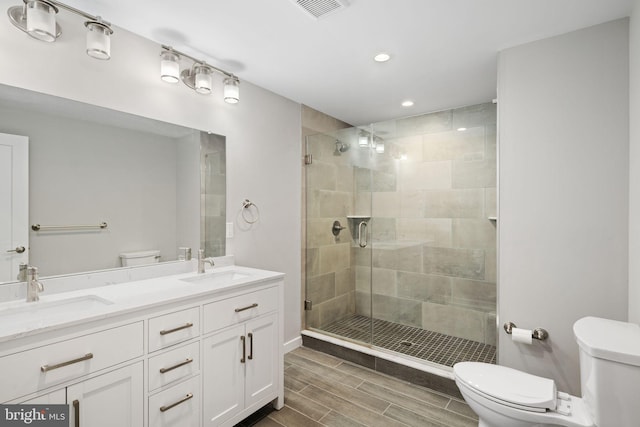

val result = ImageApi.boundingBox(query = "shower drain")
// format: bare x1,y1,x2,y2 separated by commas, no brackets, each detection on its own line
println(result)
399,341,413,347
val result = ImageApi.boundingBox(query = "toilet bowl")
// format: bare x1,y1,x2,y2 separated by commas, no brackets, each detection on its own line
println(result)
453,317,640,427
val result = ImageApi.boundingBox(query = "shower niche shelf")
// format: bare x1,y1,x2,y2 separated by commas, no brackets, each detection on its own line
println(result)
347,215,370,220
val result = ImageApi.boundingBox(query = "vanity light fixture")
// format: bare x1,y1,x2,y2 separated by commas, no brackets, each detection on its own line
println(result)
358,131,370,147
160,45,241,104
8,0,114,60
223,76,240,104
160,50,180,83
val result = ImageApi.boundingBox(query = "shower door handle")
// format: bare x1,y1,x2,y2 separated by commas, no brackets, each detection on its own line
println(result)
358,221,367,248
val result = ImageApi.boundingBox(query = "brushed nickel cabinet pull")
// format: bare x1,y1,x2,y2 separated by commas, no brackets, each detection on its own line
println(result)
159,358,194,374
234,303,258,313
159,322,194,335
41,353,94,372
248,332,254,360
240,336,246,363
73,399,80,427
159,393,193,412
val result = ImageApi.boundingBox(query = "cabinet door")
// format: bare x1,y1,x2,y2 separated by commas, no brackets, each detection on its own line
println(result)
202,324,245,426
244,313,278,410
67,362,143,427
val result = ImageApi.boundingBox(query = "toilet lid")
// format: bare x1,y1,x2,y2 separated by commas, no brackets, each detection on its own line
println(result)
454,362,557,410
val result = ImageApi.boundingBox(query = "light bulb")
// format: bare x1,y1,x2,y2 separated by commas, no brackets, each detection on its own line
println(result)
194,65,212,94
223,77,240,104
85,21,112,60
26,0,57,42
160,51,180,83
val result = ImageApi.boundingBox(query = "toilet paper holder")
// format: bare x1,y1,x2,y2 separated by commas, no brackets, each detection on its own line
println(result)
503,322,549,341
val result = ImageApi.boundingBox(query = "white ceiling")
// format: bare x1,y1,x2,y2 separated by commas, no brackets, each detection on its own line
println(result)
59,0,633,125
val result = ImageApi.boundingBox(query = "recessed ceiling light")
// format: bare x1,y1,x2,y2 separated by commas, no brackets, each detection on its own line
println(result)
374,52,391,62
457,127,467,132
401,100,414,107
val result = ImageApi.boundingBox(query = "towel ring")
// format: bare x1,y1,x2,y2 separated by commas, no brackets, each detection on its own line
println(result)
241,199,260,224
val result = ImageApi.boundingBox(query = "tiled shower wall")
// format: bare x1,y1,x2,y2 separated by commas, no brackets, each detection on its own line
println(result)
356,103,497,345
303,103,497,346
201,132,226,257
302,106,354,329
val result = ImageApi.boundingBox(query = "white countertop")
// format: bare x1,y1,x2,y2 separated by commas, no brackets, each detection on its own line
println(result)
0,265,284,344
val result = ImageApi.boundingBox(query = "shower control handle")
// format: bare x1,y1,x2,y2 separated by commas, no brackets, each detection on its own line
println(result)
332,220,346,237
358,221,368,248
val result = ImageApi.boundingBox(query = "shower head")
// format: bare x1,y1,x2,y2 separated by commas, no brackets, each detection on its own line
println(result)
333,140,350,156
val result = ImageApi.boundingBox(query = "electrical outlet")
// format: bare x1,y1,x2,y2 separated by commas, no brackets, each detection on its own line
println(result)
226,222,234,238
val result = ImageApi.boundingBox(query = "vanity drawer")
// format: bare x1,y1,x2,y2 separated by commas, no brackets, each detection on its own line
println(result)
149,376,200,427
148,342,199,392
203,286,278,334
149,307,200,352
0,322,143,403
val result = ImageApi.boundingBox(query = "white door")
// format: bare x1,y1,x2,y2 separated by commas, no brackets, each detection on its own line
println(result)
67,362,143,427
202,324,245,426
0,133,28,282
244,314,278,410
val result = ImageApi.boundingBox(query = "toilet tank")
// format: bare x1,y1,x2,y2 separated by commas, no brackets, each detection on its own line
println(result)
574,317,640,427
119,250,161,267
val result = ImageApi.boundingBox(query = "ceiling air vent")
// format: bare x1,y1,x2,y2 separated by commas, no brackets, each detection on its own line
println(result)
292,0,349,20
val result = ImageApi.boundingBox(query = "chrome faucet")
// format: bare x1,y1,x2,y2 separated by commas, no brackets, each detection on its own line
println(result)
197,249,215,274
26,266,44,302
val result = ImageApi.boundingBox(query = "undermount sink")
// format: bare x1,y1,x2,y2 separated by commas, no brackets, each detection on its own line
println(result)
181,270,250,286
0,295,114,329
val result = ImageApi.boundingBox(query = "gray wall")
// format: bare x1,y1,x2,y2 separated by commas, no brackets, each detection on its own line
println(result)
0,8,302,346
498,19,629,394
629,0,640,323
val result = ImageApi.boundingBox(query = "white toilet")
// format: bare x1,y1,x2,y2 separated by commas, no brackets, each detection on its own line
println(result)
454,317,640,427
119,250,161,266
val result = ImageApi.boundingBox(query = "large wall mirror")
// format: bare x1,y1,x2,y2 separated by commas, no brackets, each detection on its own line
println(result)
0,84,226,284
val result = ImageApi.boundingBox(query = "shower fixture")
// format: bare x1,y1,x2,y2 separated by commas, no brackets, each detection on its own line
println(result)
333,140,350,156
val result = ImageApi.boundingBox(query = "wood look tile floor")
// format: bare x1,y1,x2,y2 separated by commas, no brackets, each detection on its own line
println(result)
236,346,479,427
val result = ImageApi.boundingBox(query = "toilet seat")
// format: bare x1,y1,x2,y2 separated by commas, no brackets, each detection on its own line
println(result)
454,362,557,412
454,362,595,427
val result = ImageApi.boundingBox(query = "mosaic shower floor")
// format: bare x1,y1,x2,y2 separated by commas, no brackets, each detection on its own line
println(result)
321,314,496,367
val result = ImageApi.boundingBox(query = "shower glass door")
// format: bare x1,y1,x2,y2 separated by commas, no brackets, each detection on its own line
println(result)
304,102,497,368
304,127,374,346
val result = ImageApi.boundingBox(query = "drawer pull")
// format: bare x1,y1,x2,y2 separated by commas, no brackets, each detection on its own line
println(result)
159,322,194,335
159,393,193,412
235,303,258,313
159,358,194,374
240,335,246,363
73,399,80,427
41,353,94,372
248,332,254,360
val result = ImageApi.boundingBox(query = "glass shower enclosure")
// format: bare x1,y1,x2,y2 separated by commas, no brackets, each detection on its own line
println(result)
304,102,497,368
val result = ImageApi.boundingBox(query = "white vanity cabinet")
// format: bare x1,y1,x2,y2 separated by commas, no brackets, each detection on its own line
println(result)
202,287,280,426
0,269,285,427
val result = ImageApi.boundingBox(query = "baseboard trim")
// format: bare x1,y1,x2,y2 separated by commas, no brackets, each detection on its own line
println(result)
283,335,302,353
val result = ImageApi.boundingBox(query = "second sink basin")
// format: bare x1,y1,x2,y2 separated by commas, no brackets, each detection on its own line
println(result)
181,270,250,286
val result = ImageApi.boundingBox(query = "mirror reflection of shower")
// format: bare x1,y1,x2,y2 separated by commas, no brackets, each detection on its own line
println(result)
333,139,350,156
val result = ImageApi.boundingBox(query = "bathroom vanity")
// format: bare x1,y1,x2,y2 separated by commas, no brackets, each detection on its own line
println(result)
0,263,285,427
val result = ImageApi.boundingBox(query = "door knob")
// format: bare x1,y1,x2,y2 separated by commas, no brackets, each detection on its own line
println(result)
6,246,26,253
